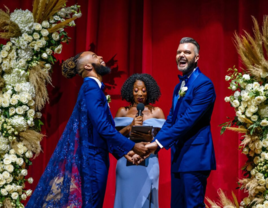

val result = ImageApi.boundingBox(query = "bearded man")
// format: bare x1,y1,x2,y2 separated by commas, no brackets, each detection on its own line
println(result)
146,37,216,207
26,51,148,208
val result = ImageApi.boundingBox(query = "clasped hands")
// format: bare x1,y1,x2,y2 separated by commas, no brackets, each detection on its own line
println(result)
124,142,158,165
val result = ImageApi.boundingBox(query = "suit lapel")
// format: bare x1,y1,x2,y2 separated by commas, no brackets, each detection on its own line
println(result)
172,67,202,124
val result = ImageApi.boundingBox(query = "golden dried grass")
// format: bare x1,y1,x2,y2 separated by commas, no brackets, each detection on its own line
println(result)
44,0,67,21
0,9,21,39
29,62,52,111
20,130,44,157
226,127,248,133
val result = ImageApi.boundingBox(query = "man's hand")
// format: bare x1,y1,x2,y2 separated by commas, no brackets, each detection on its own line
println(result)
124,150,135,163
132,142,149,156
143,142,158,158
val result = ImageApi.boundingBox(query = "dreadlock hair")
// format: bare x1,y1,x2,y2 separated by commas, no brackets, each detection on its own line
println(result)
121,73,161,105
61,52,83,78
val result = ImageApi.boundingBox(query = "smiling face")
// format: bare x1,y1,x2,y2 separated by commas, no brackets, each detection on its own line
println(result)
133,80,147,105
176,43,199,74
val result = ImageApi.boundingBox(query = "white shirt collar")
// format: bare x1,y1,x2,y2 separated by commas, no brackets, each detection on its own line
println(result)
87,76,102,88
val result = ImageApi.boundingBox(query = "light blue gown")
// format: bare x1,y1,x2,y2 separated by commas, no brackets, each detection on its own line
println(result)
114,117,165,208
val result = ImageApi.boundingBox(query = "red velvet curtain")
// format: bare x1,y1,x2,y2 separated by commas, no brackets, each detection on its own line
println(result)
1,0,268,207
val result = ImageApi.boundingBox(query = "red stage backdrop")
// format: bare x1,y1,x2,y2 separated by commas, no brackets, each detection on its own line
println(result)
1,0,267,207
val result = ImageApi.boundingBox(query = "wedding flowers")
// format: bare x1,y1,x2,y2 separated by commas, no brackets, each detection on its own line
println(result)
179,86,188,98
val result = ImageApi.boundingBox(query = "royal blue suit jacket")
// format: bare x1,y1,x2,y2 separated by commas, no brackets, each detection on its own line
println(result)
83,78,135,159
154,68,216,172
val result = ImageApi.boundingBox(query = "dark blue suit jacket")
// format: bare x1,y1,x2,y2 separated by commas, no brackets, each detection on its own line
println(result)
83,77,135,159
154,68,216,172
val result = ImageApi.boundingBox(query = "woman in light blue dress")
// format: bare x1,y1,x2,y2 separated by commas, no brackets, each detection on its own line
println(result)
114,74,165,208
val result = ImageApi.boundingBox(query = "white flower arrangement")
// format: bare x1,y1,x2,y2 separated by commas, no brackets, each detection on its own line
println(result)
0,1,81,207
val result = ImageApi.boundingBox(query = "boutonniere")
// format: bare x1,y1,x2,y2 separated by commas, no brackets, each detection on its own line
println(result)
106,95,111,108
178,87,188,99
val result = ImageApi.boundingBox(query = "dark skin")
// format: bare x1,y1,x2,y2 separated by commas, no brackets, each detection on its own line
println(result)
115,80,165,162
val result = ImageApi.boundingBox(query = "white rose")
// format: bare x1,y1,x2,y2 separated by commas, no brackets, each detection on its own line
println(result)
238,106,245,113
41,29,49,37
41,52,48,59
28,100,35,106
2,171,10,179
16,158,24,166
261,72,268,78
27,109,35,118
6,176,12,183
52,32,60,41
2,61,9,71
224,97,230,102
26,189,32,196
21,193,27,200
0,189,8,196
28,177,33,184
249,105,258,113
245,108,253,117
9,154,17,162
5,164,14,173
54,44,62,54
33,32,40,40
36,112,42,118
251,115,258,121
241,93,250,101
1,50,8,58
46,48,52,55
21,169,28,176
10,98,18,106
255,96,265,104
45,63,51,70
0,178,5,187
251,168,256,175
231,85,237,91
242,147,249,154
25,151,33,158
241,101,247,107
41,20,49,28
16,107,24,115
253,82,260,89
261,120,268,126
36,40,44,48
256,172,264,180
9,149,15,154
19,96,28,104
263,140,268,147
264,201,268,208
265,84,268,90
11,192,18,199
33,23,42,31
14,84,22,92
234,91,240,98
246,84,253,91
243,74,250,80
257,204,264,208
73,13,82,18
22,105,29,111
3,157,11,165
232,100,240,108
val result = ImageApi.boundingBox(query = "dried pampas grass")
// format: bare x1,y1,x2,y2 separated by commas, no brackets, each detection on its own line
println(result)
20,130,44,157
32,0,67,23
0,8,21,39
234,16,268,79
29,63,52,111
206,189,239,208
48,16,78,33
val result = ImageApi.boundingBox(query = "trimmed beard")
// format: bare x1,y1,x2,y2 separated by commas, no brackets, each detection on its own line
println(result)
92,63,111,76
177,58,197,74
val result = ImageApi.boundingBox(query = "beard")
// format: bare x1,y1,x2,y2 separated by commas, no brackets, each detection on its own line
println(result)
177,57,197,74
92,63,111,76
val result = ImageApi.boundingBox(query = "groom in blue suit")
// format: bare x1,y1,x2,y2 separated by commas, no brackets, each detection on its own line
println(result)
145,37,216,207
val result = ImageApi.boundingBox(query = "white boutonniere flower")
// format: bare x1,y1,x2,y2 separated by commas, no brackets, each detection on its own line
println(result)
179,86,188,98
106,95,111,108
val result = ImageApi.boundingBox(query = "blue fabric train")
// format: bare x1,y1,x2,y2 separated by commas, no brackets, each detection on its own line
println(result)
26,77,134,208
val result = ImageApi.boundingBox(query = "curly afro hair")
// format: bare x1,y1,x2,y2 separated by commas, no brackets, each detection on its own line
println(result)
121,73,161,105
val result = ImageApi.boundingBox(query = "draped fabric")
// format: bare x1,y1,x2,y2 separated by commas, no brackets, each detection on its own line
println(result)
1,0,268,207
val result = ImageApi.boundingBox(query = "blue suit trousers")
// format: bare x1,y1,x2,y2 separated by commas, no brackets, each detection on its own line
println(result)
171,171,210,208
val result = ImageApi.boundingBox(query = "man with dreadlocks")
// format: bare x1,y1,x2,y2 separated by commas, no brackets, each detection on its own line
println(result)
26,51,149,208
